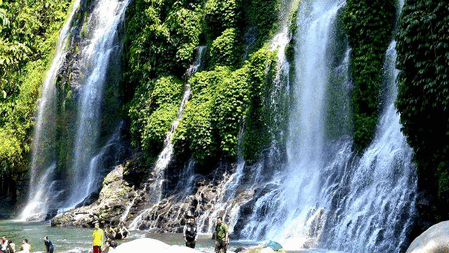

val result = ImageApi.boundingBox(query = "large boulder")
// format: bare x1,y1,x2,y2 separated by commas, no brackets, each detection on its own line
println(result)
406,221,449,253
111,238,201,253
51,164,135,227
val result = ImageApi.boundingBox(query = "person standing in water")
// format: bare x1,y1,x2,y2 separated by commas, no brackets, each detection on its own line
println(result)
43,236,54,253
8,239,16,253
1,236,8,253
92,222,105,253
19,239,31,253
183,218,198,248
214,217,229,253
118,223,129,239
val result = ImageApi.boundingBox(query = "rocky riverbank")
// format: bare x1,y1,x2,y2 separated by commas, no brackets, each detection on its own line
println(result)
51,158,259,236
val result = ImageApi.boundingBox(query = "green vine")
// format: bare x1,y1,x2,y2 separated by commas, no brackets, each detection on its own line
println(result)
343,0,396,152
396,0,449,223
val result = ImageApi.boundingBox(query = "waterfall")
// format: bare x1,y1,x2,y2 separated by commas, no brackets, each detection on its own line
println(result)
18,0,82,222
238,0,416,252
65,0,131,208
320,1,416,251
240,0,347,246
128,46,206,230
146,45,207,205
19,0,130,220
194,159,246,234
187,0,297,236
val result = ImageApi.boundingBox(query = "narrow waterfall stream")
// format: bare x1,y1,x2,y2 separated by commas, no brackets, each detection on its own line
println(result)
19,0,131,220
129,46,207,230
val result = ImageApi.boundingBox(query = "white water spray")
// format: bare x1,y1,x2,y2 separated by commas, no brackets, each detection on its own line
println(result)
18,0,82,221
239,0,416,252
240,0,346,247
66,0,131,208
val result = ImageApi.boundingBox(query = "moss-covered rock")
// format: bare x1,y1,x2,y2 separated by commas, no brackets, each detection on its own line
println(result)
51,164,134,227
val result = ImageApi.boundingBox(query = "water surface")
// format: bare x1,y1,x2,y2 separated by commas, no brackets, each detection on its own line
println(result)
0,220,323,252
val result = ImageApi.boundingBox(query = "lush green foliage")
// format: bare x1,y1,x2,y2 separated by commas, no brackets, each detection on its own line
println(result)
203,0,242,43
343,0,396,152
396,0,449,222
173,48,277,166
242,49,277,161
123,0,202,84
245,0,280,48
0,0,71,174
124,0,282,167
128,76,184,164
209,28,241,67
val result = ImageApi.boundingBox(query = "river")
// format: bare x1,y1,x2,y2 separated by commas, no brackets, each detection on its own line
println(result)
0,220,320,253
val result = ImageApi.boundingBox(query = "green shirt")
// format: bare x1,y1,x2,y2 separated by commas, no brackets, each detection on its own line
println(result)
216,223,228,242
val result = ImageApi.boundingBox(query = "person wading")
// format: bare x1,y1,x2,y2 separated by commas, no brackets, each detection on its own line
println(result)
183,218,198,248
214,217,229,253
92,222,105,253
1,236,7,253
19,239,31,253
43,236,54,253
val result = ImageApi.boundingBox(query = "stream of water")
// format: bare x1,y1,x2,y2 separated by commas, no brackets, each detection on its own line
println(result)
0,221,313,253
20,0,131,221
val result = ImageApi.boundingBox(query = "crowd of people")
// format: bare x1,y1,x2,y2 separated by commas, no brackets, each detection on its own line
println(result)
2,217,229,253
0,236,52,253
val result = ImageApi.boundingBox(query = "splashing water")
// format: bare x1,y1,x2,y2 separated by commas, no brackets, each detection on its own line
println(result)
65,0,131,208
20,0,131,220
18,0,82,221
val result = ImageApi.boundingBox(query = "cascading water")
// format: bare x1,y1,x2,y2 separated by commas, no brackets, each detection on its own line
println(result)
65,0,131,208
19,0,130,220
237,0,416,252
18,0,82,221
240,0,347,248
128,46,206,230
319,1,416,252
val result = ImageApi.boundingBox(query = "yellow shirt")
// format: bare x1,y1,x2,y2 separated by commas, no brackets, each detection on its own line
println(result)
92,228,104,246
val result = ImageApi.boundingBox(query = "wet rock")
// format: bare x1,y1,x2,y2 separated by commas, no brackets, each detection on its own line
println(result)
406,220,449,253
51,164,134,227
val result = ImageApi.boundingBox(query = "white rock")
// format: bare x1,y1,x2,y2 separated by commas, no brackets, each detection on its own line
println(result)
111,238,202,253
406,221,449,253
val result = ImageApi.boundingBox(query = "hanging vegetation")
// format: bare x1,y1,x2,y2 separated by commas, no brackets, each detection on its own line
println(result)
396,0,449,223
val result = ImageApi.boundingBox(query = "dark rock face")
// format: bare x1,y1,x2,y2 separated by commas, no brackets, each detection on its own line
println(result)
51,157,273,240
0,174,17,218
50,159,256,236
